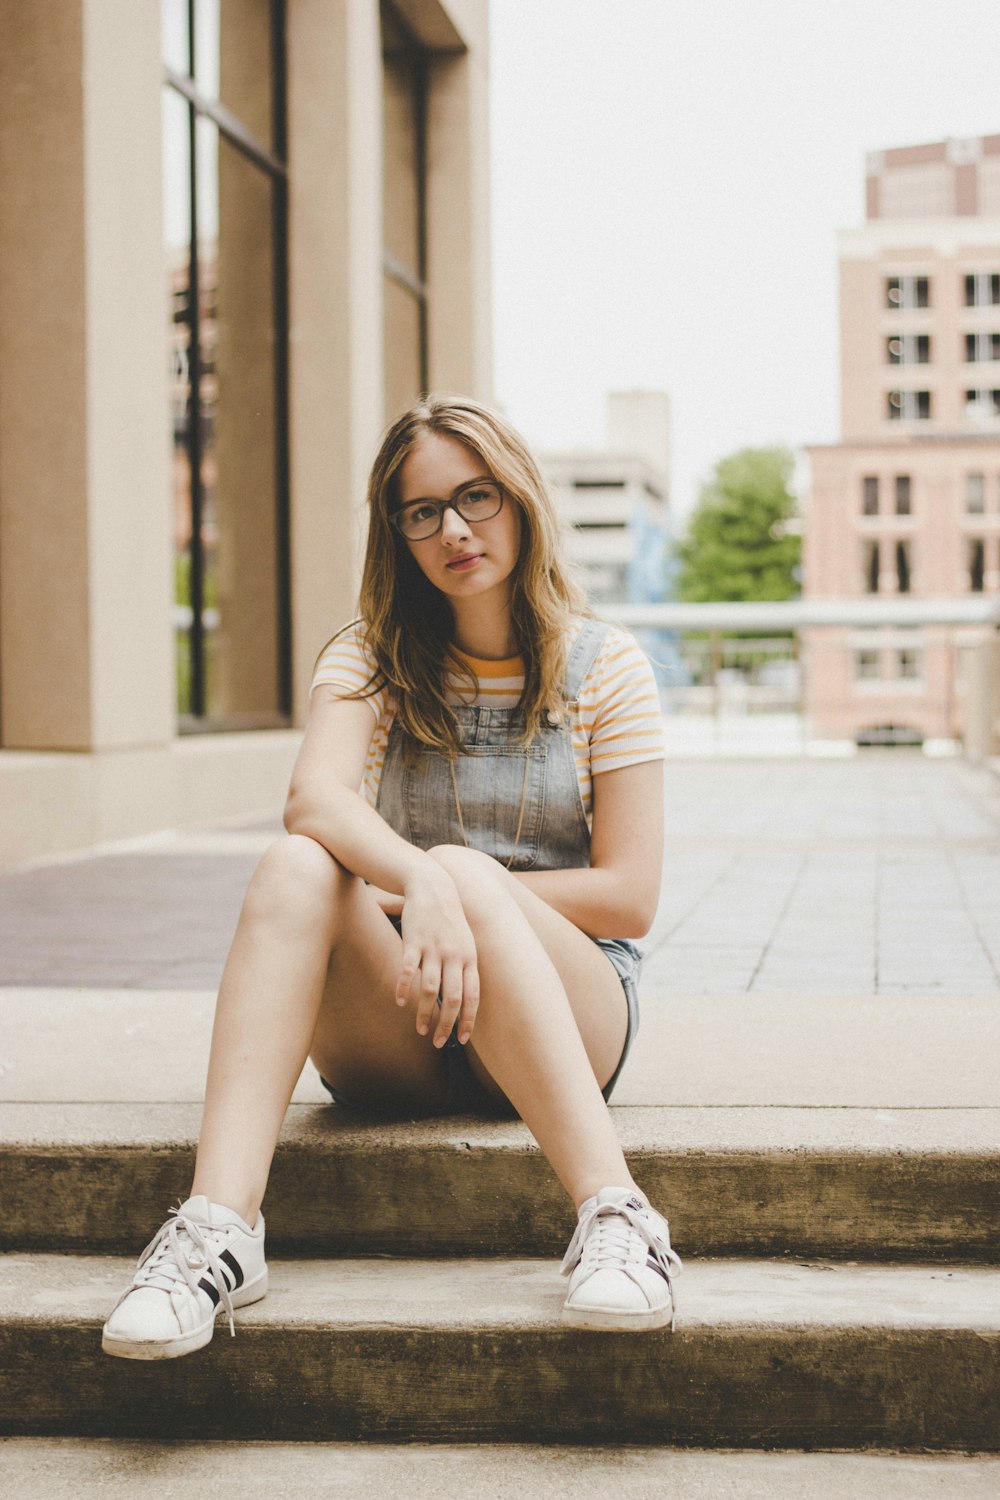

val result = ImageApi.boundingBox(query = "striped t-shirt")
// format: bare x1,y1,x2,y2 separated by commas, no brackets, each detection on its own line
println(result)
310,619,665,831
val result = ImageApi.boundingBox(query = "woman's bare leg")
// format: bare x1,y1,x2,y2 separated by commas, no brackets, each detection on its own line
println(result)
190,834,447,1223
426,845,639,1207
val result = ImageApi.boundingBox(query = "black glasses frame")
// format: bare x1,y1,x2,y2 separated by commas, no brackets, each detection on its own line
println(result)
390,479,505,540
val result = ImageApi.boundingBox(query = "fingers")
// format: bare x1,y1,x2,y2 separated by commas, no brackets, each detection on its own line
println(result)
397,945,480,1047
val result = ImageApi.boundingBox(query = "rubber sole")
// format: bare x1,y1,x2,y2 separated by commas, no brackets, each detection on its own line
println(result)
559,1294,674,1332
101,1267,268,1360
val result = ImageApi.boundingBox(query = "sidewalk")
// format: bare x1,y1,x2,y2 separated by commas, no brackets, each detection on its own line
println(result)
1,751,998,1112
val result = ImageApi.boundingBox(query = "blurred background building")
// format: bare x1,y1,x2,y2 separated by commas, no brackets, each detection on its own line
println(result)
541,391,671,606
805,134,1000,746
0,0,491,866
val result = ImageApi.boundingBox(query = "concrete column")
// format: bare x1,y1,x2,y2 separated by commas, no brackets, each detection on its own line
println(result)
0,0,174,750
424,14,492,399
963,634,1000,761
286,0,384,724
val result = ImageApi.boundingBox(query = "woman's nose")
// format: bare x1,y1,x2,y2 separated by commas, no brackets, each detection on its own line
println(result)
440,502,471,542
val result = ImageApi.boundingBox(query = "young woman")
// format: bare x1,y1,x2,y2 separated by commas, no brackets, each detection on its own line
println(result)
102,394,681,1360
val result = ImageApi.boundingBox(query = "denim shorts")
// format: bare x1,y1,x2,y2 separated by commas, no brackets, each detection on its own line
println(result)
319,915,642,1117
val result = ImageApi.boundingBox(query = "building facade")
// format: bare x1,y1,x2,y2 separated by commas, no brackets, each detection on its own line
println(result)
541,391,672,606
0,0,491,866
804,135,1000,744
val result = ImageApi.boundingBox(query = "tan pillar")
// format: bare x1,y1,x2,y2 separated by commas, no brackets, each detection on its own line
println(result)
286,0,385,724
0,0,174,751
424,7,493,399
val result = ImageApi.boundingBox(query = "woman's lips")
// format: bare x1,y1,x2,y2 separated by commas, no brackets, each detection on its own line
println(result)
446,553,482,571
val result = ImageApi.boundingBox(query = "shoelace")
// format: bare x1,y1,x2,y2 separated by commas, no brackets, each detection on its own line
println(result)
561,1197,683,1328
128,1207,238,1336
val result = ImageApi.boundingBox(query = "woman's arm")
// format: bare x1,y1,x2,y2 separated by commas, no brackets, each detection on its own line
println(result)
284,688,479,1040
511,758,664,939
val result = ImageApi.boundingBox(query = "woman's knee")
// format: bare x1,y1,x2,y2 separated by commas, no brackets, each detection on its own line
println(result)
243,834,348,929
426,844,517,917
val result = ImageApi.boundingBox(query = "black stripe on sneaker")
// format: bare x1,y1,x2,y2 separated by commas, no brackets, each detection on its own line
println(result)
220,1249,245,1291
198,1276,221,1306
647,1254,670,1279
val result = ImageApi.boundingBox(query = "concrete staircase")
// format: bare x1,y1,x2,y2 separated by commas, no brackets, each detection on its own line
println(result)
2,1101,999,1454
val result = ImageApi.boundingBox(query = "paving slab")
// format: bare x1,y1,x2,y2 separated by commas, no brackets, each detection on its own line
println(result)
2,1440,1000,1500
3,989,999,1108
1,1255,998,1446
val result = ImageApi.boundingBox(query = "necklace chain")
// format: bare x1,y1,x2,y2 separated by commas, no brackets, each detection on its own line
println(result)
449,757,531,871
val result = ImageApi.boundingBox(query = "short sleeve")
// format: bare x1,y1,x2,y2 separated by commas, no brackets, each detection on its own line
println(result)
579,627,665,775
310,621,388,721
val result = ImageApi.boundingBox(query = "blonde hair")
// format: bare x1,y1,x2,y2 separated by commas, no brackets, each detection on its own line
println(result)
346,393,589,755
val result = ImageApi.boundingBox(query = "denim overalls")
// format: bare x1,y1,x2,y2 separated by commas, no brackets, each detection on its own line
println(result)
321,619,642,1113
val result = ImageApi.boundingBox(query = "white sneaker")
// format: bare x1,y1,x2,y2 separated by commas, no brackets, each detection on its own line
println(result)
102,1195,267,1360
560,1186,682,1332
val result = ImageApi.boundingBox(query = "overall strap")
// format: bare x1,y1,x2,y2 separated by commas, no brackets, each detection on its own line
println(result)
563,618,613,704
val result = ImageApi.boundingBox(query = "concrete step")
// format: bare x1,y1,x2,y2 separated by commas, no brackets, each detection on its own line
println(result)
4,1439,1000,1500
2,1102,999,1260
2,1254,999,1447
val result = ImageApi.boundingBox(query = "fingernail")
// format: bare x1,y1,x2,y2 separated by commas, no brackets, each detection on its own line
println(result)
459,1032,470,1045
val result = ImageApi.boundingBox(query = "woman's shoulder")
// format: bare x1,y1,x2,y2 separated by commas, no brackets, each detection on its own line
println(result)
311,619,386,709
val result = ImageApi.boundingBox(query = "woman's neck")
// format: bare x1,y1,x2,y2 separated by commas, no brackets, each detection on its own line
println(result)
449,596,518,661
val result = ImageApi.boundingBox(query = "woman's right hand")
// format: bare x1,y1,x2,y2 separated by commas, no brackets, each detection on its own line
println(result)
396,865,480,1048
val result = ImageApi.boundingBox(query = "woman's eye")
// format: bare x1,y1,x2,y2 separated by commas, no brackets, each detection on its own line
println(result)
463,489,491,505
410,504,438,523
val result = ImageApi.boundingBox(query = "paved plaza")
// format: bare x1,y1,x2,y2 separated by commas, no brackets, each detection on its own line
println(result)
1,751,998,1113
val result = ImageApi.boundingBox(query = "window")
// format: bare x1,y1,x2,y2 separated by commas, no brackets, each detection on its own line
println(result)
886,275,930,309
861,475,879,515
964,389,1000,419
895,540,911,594
964,272,1000,307
382,2,429,422
895,475,912,515
966,473,986,513
964,332,1000,363
163,0,291,730
969,539,986,592
897,650,919,681
855,650,880,681
863,540,880,594
886,334,930,364
887,390,931,421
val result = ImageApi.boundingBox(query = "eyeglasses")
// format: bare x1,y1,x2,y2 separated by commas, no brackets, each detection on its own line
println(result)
390,479,505,541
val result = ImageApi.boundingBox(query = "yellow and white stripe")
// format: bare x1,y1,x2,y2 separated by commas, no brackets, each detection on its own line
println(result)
311,620,665,830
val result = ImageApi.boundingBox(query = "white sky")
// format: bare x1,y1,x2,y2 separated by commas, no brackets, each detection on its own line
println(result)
488,0,1000,523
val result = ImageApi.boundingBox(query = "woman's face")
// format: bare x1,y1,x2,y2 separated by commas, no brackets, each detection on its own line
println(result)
395,430,522,608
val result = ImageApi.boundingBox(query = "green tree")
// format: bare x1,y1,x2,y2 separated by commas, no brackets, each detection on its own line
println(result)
677,447,801,602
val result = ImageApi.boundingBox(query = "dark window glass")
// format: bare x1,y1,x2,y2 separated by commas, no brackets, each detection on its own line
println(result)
969,539,985,592
855,650,879,681
966,474,986,513
887,334,930,364
887,391,932,420
895,540,911,594
886,275,929,309
382,1,428,422
898,650,918,680
895,475,911,515
864,540,880,594
862,475,879,515
965,272,1000,307
163,1,289,730
964,389,1000,417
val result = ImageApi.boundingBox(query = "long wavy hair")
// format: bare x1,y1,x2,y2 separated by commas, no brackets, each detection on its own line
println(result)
339,393,589,756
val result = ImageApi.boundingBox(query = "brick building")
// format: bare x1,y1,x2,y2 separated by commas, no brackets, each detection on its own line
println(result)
804,135,1000,744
